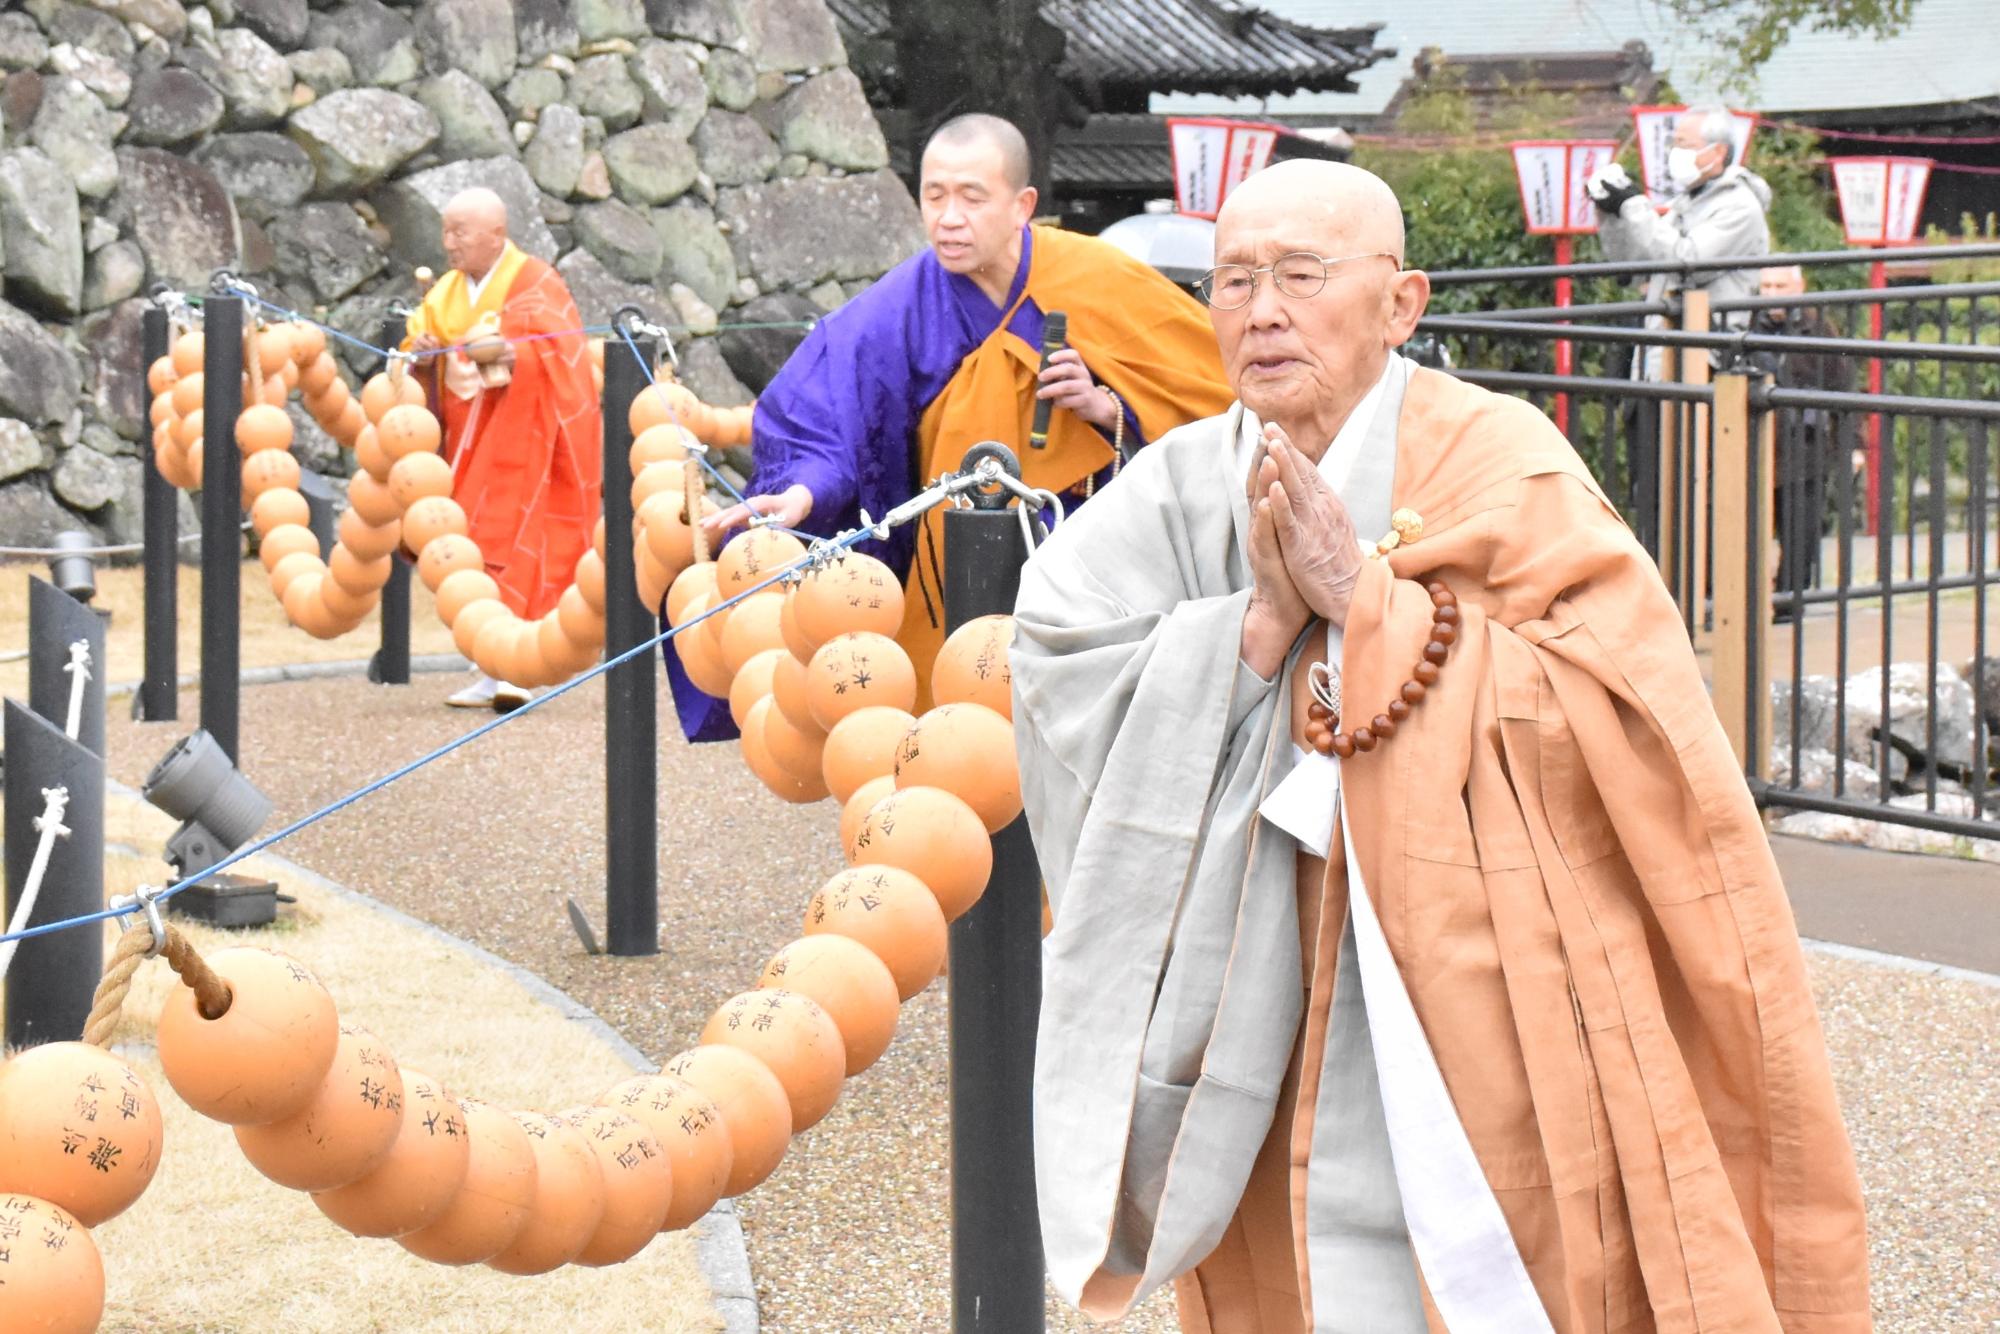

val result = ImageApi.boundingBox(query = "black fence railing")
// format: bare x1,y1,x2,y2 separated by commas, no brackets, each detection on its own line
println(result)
1419,263,2000,840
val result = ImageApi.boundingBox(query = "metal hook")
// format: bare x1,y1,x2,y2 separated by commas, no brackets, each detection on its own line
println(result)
113,885,170,958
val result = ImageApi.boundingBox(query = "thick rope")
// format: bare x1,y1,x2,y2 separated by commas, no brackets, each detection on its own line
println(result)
683,454,710,565
84,924,233,1048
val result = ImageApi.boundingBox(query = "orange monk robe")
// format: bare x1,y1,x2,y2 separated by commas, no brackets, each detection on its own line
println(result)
1016,367,1871,1333
405,241,601,620
903,225,1233,700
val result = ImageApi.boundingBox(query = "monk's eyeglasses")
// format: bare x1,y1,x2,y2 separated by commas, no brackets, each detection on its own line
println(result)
1196,251,1402,310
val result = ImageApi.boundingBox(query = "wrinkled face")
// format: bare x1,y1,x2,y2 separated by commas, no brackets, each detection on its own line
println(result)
1208,210,1406,429
441,206,507,280
1760,267,1806,300
919,139,1035,277
1673,114,1729,181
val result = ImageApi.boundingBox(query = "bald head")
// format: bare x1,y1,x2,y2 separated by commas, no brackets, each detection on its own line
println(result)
440,188,509,280
1216,160,1405,267
924,114,1031,193
1207,159,1429,451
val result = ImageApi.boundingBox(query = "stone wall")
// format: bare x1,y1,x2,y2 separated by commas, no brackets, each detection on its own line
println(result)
0,0,924,548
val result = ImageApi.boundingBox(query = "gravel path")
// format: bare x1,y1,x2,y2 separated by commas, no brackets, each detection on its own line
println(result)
104,672,1998,1332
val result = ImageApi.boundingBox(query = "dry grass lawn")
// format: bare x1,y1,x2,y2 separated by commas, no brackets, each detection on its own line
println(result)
0,560,460,701
5,794,721,1333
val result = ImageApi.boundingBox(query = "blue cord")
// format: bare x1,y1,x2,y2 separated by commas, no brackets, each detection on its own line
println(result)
0,529,871,948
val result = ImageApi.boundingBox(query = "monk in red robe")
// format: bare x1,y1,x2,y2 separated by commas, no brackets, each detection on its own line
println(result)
407,187,602,711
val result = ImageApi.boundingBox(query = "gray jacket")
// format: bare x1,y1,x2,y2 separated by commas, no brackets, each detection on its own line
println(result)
1598,166,1773,372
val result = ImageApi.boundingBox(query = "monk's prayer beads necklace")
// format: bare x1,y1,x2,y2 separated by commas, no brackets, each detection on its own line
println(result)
1304,582,1458,758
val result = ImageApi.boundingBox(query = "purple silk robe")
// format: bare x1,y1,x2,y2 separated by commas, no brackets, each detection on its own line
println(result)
666,228,1131,742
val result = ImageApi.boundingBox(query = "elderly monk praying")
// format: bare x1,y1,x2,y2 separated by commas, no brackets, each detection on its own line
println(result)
405,188,602,711
1014,160,1870,1333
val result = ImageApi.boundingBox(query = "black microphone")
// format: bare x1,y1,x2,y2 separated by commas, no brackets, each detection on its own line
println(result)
1028,310,1068,450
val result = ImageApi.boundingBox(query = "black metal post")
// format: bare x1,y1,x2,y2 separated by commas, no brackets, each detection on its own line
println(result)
370,313,412,686
602,325,657,956
942,445,1044,1334
138,303,178,722
27,576,107,760
4,699,104,1047
200,291,243,762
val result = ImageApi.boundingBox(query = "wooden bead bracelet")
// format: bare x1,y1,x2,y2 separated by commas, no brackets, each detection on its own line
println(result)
1304,581,1459,759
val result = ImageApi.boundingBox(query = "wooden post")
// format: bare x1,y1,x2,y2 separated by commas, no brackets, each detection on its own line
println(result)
1711,370,1772,774
1681,289,1713,637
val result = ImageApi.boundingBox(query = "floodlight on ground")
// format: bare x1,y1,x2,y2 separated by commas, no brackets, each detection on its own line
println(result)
142,728,272,880
48,530,97,603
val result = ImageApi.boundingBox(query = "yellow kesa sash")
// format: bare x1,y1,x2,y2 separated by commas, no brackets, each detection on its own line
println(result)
898,225,1233,701
406,240,530,345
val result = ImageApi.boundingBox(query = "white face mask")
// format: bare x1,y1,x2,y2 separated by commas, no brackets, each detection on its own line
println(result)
1667,146,1707,190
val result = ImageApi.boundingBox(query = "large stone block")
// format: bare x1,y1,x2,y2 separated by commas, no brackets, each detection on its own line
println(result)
0,14,50,72
82,240,145,312
514,0,579,61
643,0,744,47
414,0,516,89
269,201,385,301
715,171,920,291
554,246,669,328
776,69,886,170
677,335,751,407
375,156,557,269
88,0,187,42
743,0,844,73
569,53,642,132
52,440,121,510
416,69,516,161
45,4,135,61
692,109,776,187
93,453,153,546
651,199,735,310
0,418,46,482
576,0,647,42
501,67,565,117
704,47,756,112
0,148,84,317
289,88,438,193
0,298,80,425
0,476,101,545
525,103,585,198
286,46,352,95
176,27,294,130
193,131,316,220
238,0,311,47
574,198,661,282
46,43,131,108
602,123,696,205
115,147,242,290
714,290,815,393
27,76,121,201
627,40,705,140
82,298,148,439
124,67,224,146
304,0,420,87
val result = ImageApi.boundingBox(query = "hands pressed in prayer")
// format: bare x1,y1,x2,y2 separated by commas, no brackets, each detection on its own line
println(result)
702,483,814,541
1241,429,1315,680
1036,348,1121,431
1261,423,1362,628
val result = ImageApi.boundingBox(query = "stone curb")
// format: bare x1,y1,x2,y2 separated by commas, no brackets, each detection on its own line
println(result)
1801,936,2000,989
107,653,473,699
105,780,760,1333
